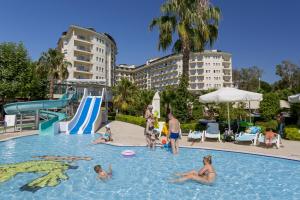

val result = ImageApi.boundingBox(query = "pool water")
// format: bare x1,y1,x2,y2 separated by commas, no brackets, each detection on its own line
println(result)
0,134,300,200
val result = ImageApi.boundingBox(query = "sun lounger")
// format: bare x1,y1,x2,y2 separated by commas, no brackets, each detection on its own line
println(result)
153,122,164,138
235,126,261,145
187,130,202,141
235,133,259,145
257,133,281,148
203,123,221,142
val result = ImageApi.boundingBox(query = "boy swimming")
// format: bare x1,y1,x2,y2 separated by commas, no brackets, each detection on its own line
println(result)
94,164,112,181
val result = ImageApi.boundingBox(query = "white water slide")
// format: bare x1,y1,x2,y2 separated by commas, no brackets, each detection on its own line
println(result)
67,89,105,134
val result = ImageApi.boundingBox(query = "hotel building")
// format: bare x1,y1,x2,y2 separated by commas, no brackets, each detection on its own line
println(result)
57,25,117,96
115,50,232,92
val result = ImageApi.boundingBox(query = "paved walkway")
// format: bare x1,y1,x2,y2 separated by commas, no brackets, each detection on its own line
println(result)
0,130,37,142
98,121,300,161
1,121,299,161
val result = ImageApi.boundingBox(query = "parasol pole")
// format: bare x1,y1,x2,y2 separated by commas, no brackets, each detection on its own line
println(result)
227,102,231,131
249,101,251,123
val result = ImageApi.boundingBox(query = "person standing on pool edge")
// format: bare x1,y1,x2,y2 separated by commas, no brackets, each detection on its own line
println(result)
168,113,181,154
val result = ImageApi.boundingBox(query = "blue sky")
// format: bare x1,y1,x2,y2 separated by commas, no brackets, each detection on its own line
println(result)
0,0,299,83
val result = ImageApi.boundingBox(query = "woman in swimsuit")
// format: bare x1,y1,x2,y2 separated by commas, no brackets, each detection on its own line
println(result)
92,125,113,144
170,155,216,185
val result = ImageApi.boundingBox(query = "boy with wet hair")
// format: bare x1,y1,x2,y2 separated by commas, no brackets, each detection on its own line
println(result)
94,164,112,181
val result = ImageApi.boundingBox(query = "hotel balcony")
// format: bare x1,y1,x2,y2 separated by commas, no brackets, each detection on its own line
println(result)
74,35,93,45
75,66,92,74
74,44,93,55
74,55,92,65
223,62,230,68
73,72,93,79
223,77,231,82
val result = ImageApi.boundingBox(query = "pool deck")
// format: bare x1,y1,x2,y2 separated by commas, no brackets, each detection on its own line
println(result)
98,121,300,161
0,129,37,142
1,121,299,161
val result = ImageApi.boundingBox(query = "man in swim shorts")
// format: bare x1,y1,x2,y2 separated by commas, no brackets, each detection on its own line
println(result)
168,113,181,154
94,164,112,181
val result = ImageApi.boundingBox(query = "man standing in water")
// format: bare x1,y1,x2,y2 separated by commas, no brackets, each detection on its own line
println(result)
168,113,181,154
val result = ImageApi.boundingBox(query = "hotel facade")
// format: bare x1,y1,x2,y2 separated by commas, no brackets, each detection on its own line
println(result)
57,25,117,96
115,50,232,92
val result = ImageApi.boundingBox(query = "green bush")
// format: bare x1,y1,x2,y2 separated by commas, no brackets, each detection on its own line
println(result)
285,127,300,141
108,112,116,121
255,120,278,132
181,123,206,133
260,93,280,120
115,114,146,127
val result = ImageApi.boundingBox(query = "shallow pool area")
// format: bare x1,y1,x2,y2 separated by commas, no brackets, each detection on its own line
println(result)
0,134,300,200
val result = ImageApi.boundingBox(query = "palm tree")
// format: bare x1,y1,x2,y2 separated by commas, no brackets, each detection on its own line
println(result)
38,48,71,99
150,0,220,80
161,86,176,115
112,78,136,114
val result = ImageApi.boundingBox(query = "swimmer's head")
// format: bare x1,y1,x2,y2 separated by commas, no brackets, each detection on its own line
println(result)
94,165,102,173
203,155,212,164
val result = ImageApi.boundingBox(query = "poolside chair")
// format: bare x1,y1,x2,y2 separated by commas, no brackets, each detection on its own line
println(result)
153,122,165,138
187,130,203,142
257,133,281,148
235,126,261,145
235,132,259,145
203,123,221,142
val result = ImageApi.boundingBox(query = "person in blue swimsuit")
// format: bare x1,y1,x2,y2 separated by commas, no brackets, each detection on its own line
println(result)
92,125,113,144
168,113,181,154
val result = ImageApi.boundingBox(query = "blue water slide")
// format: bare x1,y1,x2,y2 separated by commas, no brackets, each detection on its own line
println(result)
82,97,102,134
69,97,92,134
39,111,67,135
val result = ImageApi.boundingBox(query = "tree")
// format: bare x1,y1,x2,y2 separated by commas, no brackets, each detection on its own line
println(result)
150,0,220,80
38,48,71,99
26,62,49,100
171,77,191,122
160,86,176,116
259,80,272,93
129,89,155,116
232,66,263,91
260,93,280,120
0,42,31,101
112,78,137,114
275,60,300,90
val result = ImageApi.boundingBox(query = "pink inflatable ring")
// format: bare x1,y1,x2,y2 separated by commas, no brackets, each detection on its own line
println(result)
121,150,136,157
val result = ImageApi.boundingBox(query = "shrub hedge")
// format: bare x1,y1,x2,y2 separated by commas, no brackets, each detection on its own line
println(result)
285,127,300,141
115,114,146,127
115,114,206,133
255,120,278,132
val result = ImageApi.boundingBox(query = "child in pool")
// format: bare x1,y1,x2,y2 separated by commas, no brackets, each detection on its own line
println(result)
94,164,112,181
170,155,216,185
92,125,113,144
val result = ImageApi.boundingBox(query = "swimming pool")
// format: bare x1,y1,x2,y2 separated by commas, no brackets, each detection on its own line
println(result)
0,135,299,200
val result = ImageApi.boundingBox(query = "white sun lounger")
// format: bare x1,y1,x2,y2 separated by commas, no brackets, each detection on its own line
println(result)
188,130,202,141
257,133,281,148
235,133,259,145
203,123,221,142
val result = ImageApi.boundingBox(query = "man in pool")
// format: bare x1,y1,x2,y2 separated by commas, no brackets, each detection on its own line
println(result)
168,113,180,154
170,155,216,185
94,164,112,181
